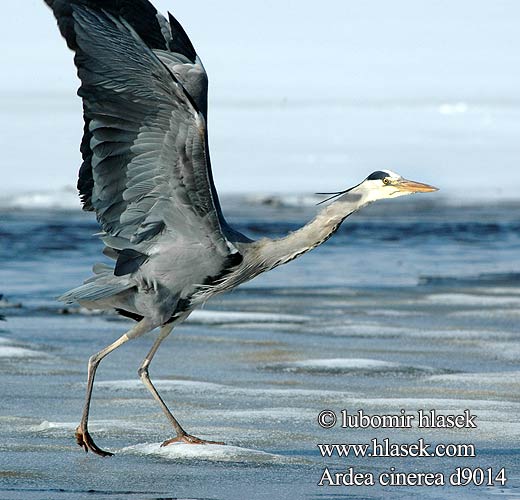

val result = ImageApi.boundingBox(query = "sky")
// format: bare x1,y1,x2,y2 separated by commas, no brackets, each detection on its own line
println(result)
1,0,520,202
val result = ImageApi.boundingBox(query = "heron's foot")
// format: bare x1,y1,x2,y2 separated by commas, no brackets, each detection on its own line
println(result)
75,425,113,457
161,433,225,447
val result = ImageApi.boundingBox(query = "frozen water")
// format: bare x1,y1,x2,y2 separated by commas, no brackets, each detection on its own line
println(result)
1,199,519,499
120,442,288,464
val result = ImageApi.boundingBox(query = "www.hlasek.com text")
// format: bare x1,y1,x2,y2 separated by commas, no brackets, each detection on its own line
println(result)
318,438,475,458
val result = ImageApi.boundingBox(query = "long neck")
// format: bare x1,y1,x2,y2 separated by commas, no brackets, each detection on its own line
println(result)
257,189,369,270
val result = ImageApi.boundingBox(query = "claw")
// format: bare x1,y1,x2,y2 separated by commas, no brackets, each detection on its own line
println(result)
75,425,113,457
161,433,225,447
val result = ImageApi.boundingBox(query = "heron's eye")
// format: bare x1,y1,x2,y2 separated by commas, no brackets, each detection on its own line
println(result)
383,178,390,185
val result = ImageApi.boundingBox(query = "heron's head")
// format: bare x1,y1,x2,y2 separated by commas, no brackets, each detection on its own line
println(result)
361,170,438,201
318,170,438,205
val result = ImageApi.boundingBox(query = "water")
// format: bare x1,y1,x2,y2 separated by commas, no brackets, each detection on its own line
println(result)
1,197,519,499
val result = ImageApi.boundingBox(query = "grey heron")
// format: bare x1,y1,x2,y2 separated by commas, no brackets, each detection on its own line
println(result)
44,0,437,457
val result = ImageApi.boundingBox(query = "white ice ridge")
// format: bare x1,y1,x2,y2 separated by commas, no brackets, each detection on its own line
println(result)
120,442,286,463
424,293,520,306
187,310,309,324
31,419,149,433
438,102,468,115
0,187,81,209
335,398,520,411
0,346,40,358
95,379,226,392
0,337,46,358
428,371,520,385
276,358,403,371
0,345,43,358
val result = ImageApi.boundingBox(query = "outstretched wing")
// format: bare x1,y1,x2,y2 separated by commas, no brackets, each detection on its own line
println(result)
44,0,243,263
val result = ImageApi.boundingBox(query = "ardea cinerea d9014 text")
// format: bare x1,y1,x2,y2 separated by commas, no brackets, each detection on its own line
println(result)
43,0,437,456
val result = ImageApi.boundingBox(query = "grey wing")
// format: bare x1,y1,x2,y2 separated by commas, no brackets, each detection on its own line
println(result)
153,14,251,245
46,3,242,280
44,0,204,205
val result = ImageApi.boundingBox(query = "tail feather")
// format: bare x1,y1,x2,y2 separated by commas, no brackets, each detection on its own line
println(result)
89,263,113,278
58,281,133,304
59,264,134,304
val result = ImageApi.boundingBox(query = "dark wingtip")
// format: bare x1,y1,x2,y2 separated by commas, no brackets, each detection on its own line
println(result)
114,249,148,277
44,0,169,52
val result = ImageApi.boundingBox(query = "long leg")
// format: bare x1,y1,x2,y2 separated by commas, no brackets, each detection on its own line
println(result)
137,324,224,446
76,318,154,456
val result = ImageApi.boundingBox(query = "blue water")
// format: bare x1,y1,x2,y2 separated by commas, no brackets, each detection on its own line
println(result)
0,198,519,499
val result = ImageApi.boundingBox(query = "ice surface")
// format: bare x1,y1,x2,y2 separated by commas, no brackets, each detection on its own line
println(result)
120,442,287,463
424,293,520,306
187,310,309,324
0,346,44,358
30,419,152,434
282,358,401,370
429,371,520,385
268,358,434,374
94,379,353,400
95,379,226,392
1,199,520,499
